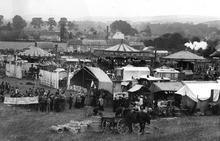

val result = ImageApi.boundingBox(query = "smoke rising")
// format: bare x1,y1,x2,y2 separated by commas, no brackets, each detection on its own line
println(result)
184,41,208,50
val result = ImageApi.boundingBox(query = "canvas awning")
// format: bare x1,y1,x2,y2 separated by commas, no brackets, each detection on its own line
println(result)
150,82,183,93
128,84,143,92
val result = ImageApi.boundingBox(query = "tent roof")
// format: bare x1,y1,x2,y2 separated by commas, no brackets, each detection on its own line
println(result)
163,50,205,60
105,43,139,52
18,46,54,57
86,67,112,83
128,84,143,92
176,81,220,102
150,82,183,93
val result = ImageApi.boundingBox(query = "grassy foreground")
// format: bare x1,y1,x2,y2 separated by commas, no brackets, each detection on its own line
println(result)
0,103,220,141
0,78,220,141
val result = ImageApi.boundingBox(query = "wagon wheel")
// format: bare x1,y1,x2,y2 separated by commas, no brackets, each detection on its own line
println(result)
116,119,129,135
132,123,140,134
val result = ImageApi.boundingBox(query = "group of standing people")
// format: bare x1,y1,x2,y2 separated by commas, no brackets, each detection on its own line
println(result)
0,81,11,102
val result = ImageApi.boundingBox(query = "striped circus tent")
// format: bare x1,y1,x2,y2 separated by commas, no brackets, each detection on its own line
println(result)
105,43,139,52
18,46,55,57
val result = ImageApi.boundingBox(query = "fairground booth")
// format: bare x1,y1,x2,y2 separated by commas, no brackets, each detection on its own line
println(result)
149,82,183,108
163,50,208,80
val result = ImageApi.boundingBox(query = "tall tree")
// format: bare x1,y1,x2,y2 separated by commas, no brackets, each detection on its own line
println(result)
0,15,3,26
59,17,68,27
47,17,57,31
59,17,68,42
12,15,27,31
31,17,43,29
110,20,137,35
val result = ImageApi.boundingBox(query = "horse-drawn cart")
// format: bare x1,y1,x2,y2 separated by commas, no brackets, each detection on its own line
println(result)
101,116,129,134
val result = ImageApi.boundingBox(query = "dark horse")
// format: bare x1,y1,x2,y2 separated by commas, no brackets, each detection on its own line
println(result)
115,107,151,134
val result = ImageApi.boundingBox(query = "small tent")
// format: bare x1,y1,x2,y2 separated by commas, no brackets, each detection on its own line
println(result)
71,67,113,93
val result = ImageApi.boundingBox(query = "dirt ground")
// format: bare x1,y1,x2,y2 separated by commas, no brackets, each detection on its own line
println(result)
0,77,220,141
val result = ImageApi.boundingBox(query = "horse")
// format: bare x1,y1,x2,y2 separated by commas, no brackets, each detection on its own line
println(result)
115,107,151,134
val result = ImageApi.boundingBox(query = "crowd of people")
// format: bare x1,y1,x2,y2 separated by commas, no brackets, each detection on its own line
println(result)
0,80,108,114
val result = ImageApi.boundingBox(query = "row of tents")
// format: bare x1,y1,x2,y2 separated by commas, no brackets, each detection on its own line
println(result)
70,65,220,115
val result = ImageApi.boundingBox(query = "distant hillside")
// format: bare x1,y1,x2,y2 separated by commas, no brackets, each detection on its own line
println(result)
133,22,220,39
203,20,220,30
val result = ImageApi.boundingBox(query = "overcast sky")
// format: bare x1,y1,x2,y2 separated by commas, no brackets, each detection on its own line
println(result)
0,0,220,21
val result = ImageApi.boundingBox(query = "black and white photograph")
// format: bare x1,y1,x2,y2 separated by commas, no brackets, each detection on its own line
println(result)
0,0,220,140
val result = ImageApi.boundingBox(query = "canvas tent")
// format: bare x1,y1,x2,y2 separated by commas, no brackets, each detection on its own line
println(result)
176,81,220,113
116,65,150,81
71,67,113,93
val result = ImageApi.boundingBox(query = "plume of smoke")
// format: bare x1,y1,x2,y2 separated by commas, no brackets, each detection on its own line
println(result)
184,41,208,50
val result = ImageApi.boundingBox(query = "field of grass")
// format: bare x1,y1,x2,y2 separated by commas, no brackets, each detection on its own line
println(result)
0,103,220,141
0,78,220,141
0,41,34,50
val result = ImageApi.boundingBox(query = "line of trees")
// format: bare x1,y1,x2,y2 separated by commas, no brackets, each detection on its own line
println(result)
0,15,80,42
